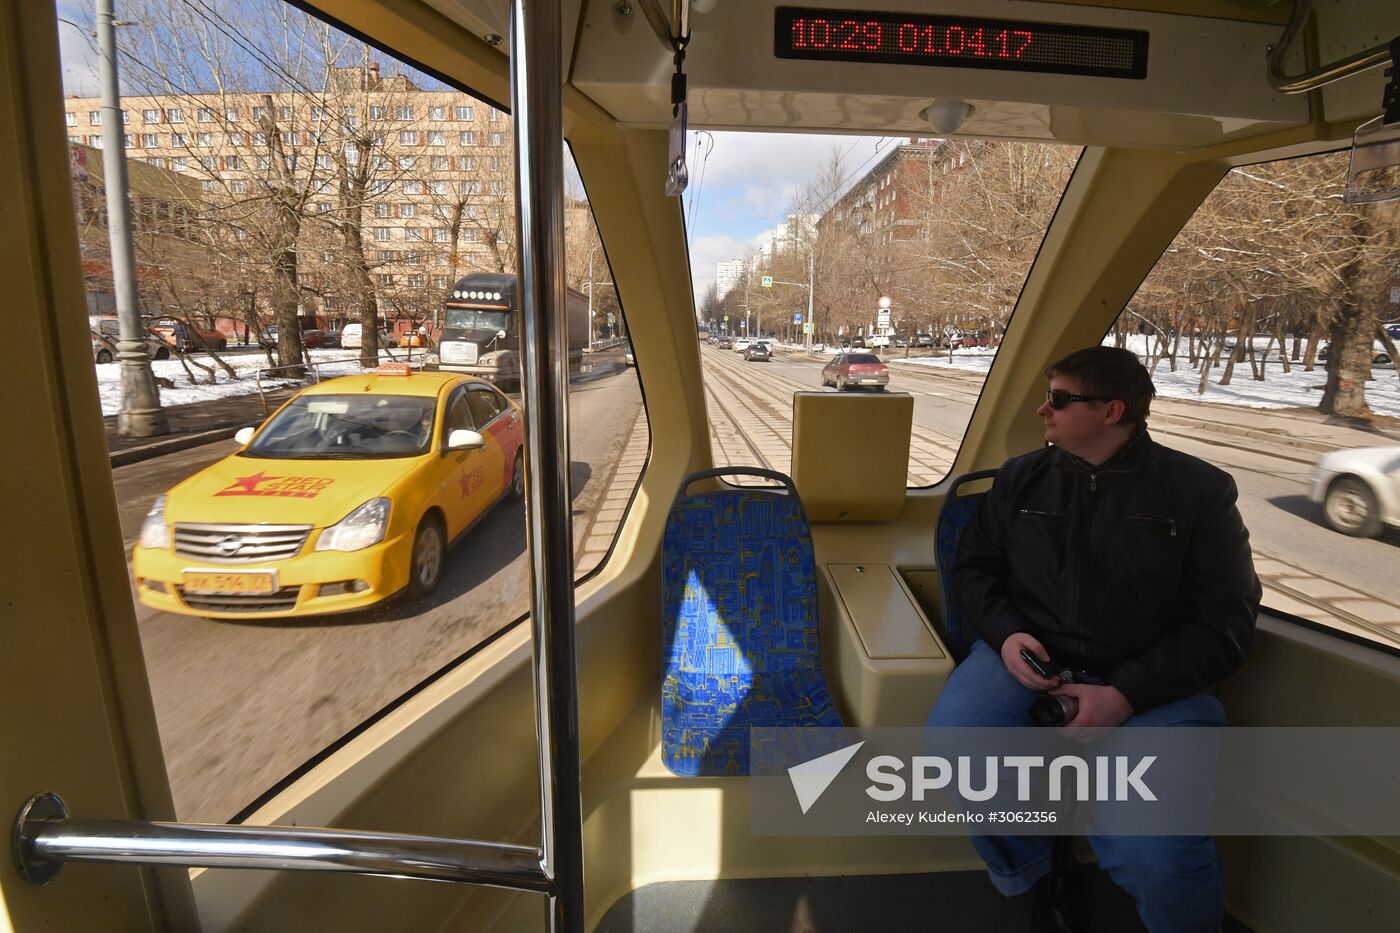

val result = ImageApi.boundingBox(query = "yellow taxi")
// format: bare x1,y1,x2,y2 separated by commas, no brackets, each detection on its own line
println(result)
133,364,525,619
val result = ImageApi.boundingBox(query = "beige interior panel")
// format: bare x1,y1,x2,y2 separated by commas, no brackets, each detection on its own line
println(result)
792,391,913,522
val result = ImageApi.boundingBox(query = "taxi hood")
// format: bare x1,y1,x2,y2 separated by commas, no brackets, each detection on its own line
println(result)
166,453,421,526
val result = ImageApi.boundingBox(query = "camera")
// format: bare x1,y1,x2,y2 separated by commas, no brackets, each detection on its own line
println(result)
1019,647,1105,727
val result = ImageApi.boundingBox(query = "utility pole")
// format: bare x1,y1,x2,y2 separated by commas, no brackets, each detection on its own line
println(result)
806,251,814,355
99,0,167,437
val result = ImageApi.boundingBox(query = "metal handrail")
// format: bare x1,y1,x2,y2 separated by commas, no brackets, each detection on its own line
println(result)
13,793,548,891
1268,0,1393,94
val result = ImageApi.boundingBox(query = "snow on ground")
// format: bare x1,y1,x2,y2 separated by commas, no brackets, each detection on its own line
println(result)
93,349,433,417
892,336,1400,418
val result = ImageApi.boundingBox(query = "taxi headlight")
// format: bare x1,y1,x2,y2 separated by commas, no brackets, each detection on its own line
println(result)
139,495,170,550
316,498,390,552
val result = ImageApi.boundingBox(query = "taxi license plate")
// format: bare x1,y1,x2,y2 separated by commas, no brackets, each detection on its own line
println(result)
182,571,276,595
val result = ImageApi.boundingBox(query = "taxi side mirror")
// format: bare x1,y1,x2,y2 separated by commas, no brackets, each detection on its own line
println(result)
446,429,485,451
234,427,256,446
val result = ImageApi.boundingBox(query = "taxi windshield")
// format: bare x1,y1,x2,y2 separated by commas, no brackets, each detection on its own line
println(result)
243,394,436,460
444,307,510,332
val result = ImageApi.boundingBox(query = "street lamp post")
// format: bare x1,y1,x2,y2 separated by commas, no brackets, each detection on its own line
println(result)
766,251,817,355
98,0,167,437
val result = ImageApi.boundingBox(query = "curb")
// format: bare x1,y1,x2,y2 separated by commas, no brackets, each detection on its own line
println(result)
109,427,241,468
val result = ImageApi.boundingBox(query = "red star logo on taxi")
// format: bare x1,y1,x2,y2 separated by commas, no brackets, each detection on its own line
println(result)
217,471,278,496
458,470,472,498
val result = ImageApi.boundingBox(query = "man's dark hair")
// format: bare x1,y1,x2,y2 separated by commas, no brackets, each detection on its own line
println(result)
1045,346,1156,429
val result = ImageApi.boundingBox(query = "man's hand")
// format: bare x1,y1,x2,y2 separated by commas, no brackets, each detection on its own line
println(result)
1000,633,1061,691
1052,683,1134,741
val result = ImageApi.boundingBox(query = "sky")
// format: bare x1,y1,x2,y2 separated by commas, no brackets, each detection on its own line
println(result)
681,132,890,303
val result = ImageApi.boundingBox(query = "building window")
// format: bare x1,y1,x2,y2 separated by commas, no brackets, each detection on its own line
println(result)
433,203,453,218
408,274,426,287
317,201,332,213
459,131,476,146
396,106,414,121
171,131,187,146
427,131,444,146
488,132,505,146
370,179,390,194
461,180,481,195
454,105,474,121
197,132,213,147
344,144,360,165
460,227,478,242
226,132,242,146
399,130,418,145
374,203,392,218
369,105,387,120
253,106,267,121
402,180,423,195
147,157,164,168
278,106,292,120
405,227,423,241
172,157,187,170
488,156,502,171
201,180,217,192
400,203,417,218
198,108,214,122
429,106,446,120
397,155,417,169
432,227,450,243
311,106,327,121
142,109,159,124
316,154,332,168
429,180,448,195
65,112,76,126
256,155,271,169
200,156,216,169
457,155,475,171
432,275,450,288
87,135,103,148
378,274,393,286
89,111,102,125
488,107,500,121
230,179,247,194
373,227,391,242
283,131,299,145
431,155,449,170
124,134,134,148
224,155,241,169
225,107,238,121
252,131,266,146
165,107,183,122
489,180,508,195
141,133,158,147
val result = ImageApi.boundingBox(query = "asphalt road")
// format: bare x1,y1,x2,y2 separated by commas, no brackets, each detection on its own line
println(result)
115,363,644,823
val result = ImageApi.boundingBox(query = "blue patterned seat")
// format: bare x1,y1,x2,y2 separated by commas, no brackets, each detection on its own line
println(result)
935,469,1000,663
661,468,843,776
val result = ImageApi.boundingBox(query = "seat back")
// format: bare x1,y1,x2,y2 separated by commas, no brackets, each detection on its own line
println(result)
661,468,843,776
935,469,999,663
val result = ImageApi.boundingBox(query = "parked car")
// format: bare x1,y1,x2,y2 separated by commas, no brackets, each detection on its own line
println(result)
912,333,935,348
320,328,343,348
743,343,771,362
258,325,279,349
624,342,635,367
303,329,326,348
1317,341,1392,366
893,336,908,348
152,317,227,350
341,323,395,349
820,352,889,391
1309,445,1400,538
90,316,169,364
850,336,866,348
132,367,526,619
868,334,891,349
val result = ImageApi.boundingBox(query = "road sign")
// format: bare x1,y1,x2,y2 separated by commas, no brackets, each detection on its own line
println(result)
803,322,814,334
877,309,891,328
793,313,803,324
723,315,729,321
761,275,773,287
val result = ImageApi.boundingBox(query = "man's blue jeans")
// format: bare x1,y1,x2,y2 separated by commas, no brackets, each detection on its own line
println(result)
926,640,1226,933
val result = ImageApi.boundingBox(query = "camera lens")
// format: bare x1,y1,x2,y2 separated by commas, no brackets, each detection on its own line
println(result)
1030,694,1077,727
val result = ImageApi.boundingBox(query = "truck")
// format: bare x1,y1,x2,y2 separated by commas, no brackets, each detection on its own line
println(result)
437,273,590,387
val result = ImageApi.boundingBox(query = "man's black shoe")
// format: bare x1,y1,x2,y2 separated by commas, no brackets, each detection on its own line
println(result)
1031,865,1082,933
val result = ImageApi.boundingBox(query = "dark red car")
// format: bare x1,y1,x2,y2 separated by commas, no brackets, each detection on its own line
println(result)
302,329,326,348
820,352,889,391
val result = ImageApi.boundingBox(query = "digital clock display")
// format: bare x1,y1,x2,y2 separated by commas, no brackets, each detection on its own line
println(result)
774,7,1148,79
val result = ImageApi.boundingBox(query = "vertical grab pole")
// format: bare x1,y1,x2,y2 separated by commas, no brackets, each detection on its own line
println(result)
509,1,585,932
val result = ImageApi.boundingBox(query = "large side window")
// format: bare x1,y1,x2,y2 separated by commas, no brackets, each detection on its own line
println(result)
688,136,1079,486
62,0,647,823
1113,150,1400,650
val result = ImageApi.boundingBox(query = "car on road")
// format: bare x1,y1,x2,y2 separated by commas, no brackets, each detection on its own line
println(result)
743,342,771,362
715,337,731,349
132,365,527,619
624,342,635,366
820,352,889,391
152,317,227,350
1309,445,1400,538
90,316,170,364
733,338,752,353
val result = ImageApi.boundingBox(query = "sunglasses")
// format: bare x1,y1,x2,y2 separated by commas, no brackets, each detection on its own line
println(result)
1045,389,1111,410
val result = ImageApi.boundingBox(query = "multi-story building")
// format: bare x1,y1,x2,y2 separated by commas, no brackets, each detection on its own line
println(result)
817,139,946,244
715,259,745,299
63,64,517,329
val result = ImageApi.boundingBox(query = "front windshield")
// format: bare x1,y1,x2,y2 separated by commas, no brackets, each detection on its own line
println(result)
445,307,510,332
243,394,435,459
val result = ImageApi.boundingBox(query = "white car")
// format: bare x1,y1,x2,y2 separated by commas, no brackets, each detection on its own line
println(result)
1309,445,1400,537
733,339,752,353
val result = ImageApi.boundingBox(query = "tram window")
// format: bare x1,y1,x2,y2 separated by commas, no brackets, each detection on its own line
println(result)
690,135,1079,486
1112,150,1400,651
61,0,647,823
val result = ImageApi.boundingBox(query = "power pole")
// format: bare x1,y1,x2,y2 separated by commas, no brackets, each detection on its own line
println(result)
99,0,167,436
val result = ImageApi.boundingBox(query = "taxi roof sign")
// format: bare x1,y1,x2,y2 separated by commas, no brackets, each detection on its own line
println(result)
375,362,412,376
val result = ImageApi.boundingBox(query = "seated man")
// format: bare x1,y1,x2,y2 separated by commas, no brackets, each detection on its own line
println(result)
927,346,1260,932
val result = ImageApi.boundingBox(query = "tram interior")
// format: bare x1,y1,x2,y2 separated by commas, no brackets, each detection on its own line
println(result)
7,0,1400,931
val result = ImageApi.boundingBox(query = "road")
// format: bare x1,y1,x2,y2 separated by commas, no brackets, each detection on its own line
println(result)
113,344,1398,823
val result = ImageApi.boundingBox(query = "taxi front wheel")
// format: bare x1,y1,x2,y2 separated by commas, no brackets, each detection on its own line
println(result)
408,516,446,599
509,451,525,502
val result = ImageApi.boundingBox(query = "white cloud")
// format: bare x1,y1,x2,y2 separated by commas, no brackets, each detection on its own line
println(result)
689,233,748,302
57,2,101,97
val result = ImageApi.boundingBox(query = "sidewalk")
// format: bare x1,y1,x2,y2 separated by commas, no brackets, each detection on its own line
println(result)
105,389,295,467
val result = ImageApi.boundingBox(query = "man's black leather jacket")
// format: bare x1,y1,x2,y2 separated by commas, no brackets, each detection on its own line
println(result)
952,431,1262,713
